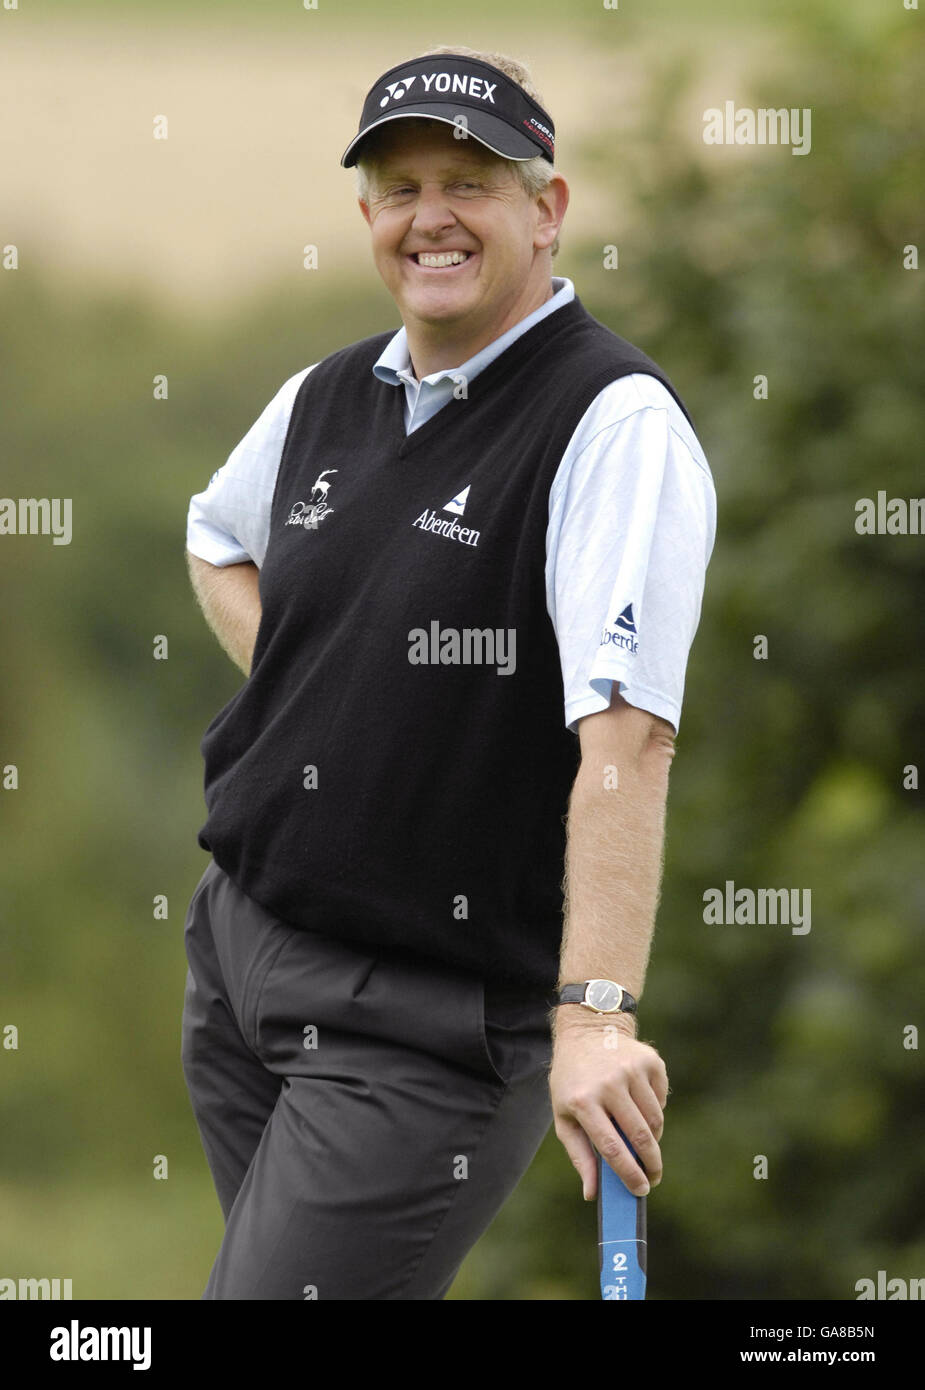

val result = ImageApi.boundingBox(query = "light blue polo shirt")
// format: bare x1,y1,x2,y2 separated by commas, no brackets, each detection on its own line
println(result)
373,277,574,431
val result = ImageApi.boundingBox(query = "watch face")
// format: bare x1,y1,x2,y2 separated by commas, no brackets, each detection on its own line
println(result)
587,979,623,1012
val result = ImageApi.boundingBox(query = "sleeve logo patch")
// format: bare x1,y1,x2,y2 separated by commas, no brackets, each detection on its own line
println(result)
600,603,639,653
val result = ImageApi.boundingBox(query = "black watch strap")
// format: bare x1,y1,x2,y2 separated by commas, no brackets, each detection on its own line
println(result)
554,981,638,1013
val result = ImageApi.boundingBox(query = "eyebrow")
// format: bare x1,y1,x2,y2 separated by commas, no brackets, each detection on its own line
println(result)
373,162,491,183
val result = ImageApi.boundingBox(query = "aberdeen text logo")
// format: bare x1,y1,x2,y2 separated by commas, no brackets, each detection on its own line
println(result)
413,501,480,547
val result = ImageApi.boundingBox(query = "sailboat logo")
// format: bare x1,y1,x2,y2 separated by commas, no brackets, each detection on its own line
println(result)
600,602,639,653
443,485,470,517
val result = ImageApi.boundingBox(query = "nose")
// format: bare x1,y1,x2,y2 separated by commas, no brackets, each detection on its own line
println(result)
410,183,459,237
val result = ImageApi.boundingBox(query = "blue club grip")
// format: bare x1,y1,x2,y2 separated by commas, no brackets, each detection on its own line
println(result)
598,1125,647,1300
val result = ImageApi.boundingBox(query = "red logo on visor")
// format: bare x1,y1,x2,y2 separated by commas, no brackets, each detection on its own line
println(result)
523,117,554,154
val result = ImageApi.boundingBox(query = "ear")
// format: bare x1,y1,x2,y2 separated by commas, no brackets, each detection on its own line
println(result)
534,173,569,252
358,197,372,228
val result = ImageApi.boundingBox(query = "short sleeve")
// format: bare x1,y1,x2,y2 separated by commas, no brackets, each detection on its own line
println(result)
546,380,716,735
186,365,315,567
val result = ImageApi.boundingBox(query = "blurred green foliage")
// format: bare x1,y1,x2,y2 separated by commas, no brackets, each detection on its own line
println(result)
1,9,922,1299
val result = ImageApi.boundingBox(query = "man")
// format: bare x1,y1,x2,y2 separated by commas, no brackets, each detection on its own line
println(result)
182,45,715,1300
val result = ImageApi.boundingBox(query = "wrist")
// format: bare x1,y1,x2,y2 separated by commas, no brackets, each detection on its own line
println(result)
551,978,638,1028
552,1006,638,1041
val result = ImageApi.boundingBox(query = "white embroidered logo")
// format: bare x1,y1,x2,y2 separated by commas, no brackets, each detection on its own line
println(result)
285,470,338,531
412,486,480,547
442,485,470,516
380,76,418,106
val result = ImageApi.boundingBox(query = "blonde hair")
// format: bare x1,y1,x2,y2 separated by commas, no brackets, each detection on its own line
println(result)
353,45,560,258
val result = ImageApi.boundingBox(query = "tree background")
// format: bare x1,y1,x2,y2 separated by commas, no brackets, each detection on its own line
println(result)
1,0,922,1298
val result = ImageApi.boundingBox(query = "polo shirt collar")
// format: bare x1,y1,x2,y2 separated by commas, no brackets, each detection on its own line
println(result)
373,276,575,388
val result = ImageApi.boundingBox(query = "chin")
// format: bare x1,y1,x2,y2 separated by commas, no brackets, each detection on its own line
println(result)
406,283,474,308
408,299,474,323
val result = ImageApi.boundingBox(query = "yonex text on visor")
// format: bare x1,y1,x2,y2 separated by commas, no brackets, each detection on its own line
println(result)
340,54,555,168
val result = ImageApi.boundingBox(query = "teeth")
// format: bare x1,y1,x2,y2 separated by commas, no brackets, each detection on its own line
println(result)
415,251,470,267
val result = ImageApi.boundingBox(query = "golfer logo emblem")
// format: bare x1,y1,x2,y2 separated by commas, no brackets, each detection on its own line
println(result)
285,470,338,531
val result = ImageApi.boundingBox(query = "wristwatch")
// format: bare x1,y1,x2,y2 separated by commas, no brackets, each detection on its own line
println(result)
554,979,638,1015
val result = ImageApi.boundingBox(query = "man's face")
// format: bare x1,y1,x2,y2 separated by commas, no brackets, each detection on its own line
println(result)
358,120,551,337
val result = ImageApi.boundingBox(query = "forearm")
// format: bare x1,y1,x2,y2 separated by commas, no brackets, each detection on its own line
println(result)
185,550,262,676
553,729,674,1041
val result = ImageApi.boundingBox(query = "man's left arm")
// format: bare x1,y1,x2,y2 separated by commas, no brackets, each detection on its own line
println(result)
549,690,673,1201
543,385,716,1203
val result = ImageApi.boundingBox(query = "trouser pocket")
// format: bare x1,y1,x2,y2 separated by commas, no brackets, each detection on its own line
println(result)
253,930,494,1081
478,984,553,1088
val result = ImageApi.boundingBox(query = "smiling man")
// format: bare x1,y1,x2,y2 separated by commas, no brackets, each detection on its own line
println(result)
359,118,563,374
181,45,716,1300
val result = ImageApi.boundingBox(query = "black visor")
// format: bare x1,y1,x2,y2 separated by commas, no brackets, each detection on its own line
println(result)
340,54,555,168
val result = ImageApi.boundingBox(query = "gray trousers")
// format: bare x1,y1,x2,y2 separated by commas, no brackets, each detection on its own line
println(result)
180,858,555,1299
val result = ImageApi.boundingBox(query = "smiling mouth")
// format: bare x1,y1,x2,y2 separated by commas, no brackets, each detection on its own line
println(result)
408,251,476,270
